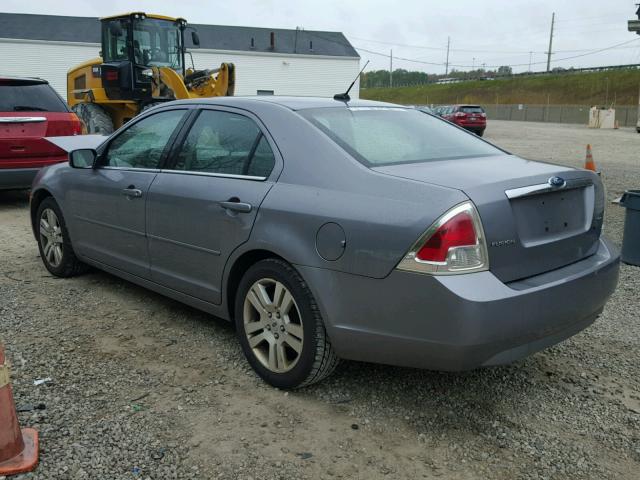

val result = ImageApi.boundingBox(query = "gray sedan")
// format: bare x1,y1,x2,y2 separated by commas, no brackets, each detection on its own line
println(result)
30,97,620,388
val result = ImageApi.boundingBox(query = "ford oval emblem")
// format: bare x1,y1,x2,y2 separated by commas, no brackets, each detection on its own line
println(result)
548,176,566,188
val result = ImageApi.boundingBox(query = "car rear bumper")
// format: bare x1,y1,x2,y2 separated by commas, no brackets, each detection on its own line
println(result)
459,124,485,132
296,237,619,371
0,167,40,190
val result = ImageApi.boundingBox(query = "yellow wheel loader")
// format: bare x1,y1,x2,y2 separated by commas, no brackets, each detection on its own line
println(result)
67,12,235,134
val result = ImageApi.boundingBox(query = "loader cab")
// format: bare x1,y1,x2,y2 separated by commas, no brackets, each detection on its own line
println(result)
99,13,187,100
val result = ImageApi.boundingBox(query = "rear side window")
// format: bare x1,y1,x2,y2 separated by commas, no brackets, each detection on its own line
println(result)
460,106,484,113
172,110,275,178
0,81,68,112
299,107,501,166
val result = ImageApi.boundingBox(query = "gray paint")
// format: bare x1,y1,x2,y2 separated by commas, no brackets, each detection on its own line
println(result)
0,13,359,58
31,96,620,371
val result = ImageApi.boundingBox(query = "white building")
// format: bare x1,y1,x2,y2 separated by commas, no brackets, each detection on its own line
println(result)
0,13,360,100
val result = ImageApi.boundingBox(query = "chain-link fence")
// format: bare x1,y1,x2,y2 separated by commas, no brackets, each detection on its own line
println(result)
429,104,640,127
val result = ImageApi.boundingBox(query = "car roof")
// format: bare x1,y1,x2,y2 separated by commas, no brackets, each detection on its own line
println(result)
168,96,401,111
0,75,48,85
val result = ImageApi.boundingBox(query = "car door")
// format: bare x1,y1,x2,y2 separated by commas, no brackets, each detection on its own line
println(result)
65,108,188,278
146,107,280,304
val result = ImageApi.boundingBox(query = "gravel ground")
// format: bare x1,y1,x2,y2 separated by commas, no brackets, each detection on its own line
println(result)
1,120,639,480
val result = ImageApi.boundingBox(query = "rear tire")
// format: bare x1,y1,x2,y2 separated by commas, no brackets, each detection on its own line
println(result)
234,258,339,389
477,129,485,137
72,103,114,135
36,197,88,277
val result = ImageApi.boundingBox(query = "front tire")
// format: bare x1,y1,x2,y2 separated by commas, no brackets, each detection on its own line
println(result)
235,259,339,389
36,198,87,277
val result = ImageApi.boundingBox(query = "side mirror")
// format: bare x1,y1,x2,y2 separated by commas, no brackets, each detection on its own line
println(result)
191,31,200,47
69,149,97,169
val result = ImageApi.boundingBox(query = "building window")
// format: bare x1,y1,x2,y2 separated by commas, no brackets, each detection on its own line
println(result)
257,90,274,96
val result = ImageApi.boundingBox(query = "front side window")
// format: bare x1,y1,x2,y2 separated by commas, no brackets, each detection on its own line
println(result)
172,110,275,178
132,18,183,70
103,110,185,169
299,107,502,166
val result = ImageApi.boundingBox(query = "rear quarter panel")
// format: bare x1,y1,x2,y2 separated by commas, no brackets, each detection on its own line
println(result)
237,102,468,279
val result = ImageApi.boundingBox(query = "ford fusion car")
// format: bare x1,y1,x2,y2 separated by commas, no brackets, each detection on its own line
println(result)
30,97,619,389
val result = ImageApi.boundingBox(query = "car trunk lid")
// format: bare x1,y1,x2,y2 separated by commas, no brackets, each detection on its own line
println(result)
373,154,603,282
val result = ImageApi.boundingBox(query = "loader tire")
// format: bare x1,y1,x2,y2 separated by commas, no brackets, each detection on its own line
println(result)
72,103,115,135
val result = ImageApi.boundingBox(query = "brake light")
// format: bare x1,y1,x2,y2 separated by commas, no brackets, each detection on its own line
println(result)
69,113,82,135
480,113,486,118
105,70,118,81
454,112,466,117
44,113,83,136
397,202,489,275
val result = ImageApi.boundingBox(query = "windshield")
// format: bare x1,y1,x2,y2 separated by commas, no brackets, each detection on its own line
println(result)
133,18,183,70
299,107,502,166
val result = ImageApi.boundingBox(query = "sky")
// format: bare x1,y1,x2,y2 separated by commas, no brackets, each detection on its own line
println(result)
2,0,640,74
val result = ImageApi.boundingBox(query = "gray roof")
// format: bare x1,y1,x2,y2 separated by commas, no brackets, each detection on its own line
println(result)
169,96,397,111
0,13,359,58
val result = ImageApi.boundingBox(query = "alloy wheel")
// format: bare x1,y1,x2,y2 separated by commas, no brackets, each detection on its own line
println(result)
243,278,304,373
39,208,64,268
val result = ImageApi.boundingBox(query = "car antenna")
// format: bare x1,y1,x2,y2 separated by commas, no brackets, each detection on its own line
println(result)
334,60,369,102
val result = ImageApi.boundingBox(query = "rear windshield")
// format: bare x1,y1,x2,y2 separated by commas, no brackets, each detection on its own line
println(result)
0,81,68,112
459,106,484,113
298,107,501,166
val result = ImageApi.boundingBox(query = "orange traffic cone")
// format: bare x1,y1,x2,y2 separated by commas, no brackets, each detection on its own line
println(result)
0,344,39,476
584,144,597,172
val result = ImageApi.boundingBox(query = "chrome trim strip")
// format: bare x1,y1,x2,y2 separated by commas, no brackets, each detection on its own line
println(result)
0,116,47,123
100,166,160,173
147,234,221,256
505,178,592,200
159,169,267,181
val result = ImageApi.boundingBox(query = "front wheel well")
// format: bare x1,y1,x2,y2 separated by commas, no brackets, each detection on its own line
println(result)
225,249,285,320
30,189,53,237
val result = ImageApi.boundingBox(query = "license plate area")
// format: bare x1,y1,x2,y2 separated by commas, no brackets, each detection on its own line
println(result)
511,186,594,247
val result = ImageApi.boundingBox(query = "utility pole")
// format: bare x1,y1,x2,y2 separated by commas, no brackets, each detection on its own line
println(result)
445,36,451,75
528,51,533,72
390,49,393,87
546,12,555,72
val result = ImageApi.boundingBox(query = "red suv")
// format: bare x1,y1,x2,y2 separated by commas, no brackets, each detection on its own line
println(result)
439,105,486,136
1,76,81,190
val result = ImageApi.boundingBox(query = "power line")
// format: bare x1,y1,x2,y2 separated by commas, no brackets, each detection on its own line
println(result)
350,26,637,55
354,37,640,70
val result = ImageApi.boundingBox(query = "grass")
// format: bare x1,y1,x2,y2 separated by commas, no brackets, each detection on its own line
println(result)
360,69,640,106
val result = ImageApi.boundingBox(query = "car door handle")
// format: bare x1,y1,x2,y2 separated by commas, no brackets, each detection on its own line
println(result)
122,187,143,198
220,200,252,213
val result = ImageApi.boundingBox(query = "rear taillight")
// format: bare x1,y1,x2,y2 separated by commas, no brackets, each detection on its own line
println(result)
105,70,118,81
69,113,82,135
44,113,82,136
454,112,466,117
480,113,486,118
396,202,489,275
